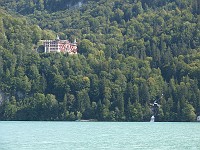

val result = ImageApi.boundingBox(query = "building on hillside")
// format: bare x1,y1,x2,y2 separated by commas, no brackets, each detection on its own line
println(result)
42,35,78,54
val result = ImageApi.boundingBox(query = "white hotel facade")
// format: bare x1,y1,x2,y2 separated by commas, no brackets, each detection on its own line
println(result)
42,36,77,54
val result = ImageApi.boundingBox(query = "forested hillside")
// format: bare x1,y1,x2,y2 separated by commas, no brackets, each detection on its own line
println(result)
0,0,200,121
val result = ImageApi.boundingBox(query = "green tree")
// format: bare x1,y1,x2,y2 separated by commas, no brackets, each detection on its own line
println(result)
79,39,94,56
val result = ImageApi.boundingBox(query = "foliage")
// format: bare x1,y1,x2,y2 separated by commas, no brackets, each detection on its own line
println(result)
0,0,200,121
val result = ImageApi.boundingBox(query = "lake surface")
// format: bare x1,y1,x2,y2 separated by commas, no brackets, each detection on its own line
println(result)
0,122,199,150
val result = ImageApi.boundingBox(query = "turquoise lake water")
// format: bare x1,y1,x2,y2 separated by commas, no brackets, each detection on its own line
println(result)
0,122,199,150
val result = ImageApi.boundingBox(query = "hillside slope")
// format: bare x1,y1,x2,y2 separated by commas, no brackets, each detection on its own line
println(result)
0,0,199,121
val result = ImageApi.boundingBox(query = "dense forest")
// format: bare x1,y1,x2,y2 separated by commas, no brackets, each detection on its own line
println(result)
0,0,199,121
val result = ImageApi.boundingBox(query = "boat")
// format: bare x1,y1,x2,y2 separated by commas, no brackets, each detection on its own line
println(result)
150,115,155,122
